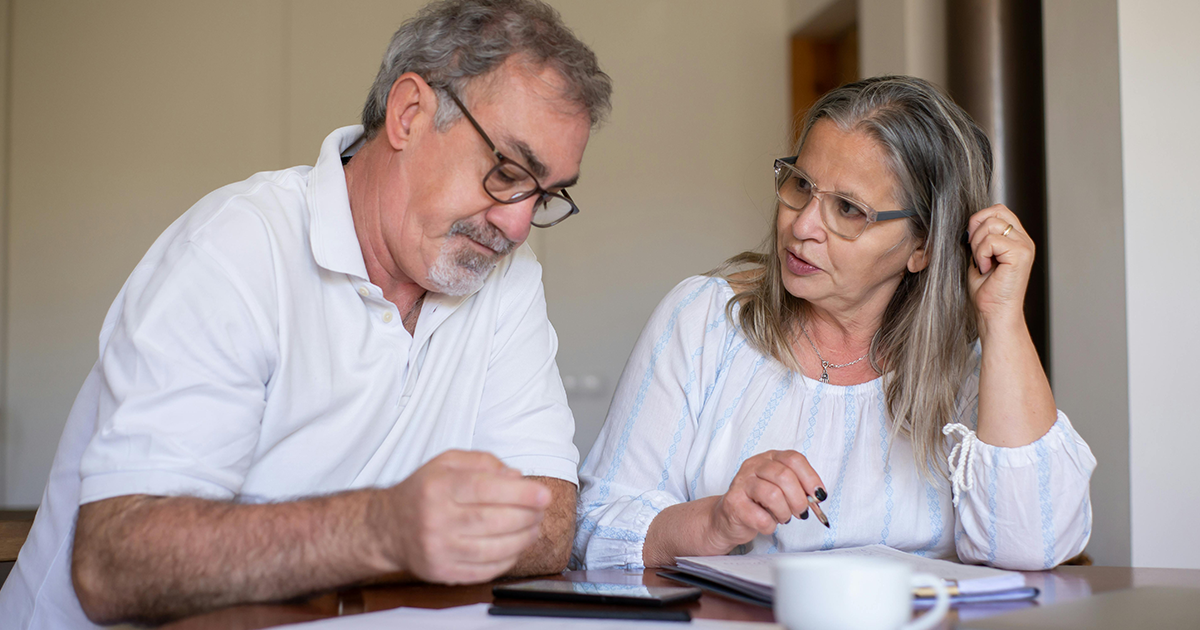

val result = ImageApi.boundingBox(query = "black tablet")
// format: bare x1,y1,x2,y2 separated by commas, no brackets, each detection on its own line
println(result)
492,580,702,607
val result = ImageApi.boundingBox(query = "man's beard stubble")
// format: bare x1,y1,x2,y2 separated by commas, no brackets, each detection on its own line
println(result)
426,218,517,296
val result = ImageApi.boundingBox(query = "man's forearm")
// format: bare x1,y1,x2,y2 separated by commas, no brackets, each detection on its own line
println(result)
73,490,393,625
506,477,575,577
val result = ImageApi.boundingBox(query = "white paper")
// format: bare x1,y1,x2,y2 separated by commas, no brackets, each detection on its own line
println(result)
274,602,782,629
676,544,1025,596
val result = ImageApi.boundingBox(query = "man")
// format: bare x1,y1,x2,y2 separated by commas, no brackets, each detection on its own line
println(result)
0,0,611,627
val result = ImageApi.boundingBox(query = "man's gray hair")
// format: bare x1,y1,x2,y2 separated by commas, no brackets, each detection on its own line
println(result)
361,0,612,139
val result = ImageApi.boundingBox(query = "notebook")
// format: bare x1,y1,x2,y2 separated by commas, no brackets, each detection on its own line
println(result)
670,544,1032,605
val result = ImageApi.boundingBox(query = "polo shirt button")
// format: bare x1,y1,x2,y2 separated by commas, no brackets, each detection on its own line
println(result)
358,287,369,297
383,312,394,323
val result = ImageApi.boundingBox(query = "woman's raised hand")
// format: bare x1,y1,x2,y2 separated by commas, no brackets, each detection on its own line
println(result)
966,204,1035,334
706,450,826,551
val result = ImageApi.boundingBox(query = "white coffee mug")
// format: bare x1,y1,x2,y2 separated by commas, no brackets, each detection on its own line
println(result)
773,556,950,630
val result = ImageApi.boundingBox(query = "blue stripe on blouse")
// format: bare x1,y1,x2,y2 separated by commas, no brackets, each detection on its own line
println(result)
590,279,712,507
821,384,860,550
736,371,793,464
700,326,741,411
1058,417,1093,544
986,446,1000,563
690,355,766,497
912,482,944,557
1037,436,1058,568
801,381,825,455
876,380,894,545
660,346,704,491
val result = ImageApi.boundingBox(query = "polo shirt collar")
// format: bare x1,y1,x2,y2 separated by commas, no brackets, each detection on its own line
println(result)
306,127,476,332
308,125,370,281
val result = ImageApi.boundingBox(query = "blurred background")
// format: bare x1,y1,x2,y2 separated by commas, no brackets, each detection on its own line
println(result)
0,0,1195,570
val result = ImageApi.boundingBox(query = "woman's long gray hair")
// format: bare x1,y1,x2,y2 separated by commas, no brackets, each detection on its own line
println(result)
718,75,992,478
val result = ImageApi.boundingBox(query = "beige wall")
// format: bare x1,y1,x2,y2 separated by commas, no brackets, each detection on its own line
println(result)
0,0,789,504
542,0,790,456
858,0,946,87
1043,0,1130,567
1118,0,1200,569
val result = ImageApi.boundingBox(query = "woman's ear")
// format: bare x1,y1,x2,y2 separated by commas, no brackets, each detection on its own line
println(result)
907,243,930,273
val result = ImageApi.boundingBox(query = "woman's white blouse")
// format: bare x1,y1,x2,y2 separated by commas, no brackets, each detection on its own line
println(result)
573,276,1096,571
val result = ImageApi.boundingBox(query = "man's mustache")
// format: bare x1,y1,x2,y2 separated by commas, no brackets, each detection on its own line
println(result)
449,219,517,257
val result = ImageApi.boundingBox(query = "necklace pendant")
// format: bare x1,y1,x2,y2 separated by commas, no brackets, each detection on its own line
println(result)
820,361,830,383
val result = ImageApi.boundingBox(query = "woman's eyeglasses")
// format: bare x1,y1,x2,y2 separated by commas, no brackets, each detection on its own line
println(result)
774,156,917,240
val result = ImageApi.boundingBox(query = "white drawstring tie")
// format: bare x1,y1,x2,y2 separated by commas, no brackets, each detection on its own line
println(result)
943,423,979,508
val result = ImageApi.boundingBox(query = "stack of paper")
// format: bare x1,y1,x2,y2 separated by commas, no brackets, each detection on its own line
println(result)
672,544,1034,606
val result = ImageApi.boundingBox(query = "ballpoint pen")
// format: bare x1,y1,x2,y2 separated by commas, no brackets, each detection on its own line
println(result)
806,495,830,528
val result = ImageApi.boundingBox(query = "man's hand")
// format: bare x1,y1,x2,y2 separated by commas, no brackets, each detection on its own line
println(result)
72,451,557,625
372,450,552,583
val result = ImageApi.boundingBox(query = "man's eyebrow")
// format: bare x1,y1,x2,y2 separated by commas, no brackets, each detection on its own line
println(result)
504,137,579,189
507,139,549,180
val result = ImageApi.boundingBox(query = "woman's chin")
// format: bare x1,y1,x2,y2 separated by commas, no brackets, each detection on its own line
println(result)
780,276,818,302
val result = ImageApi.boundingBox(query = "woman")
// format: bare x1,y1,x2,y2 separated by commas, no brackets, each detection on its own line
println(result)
572,76,1094,571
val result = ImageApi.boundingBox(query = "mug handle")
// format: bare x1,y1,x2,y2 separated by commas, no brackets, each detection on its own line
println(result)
902,573,950,630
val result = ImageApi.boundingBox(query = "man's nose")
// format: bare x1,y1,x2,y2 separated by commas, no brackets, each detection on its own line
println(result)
487,195,536,246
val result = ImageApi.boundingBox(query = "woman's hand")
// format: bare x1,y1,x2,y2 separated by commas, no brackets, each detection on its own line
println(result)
705,450,826,552
642,450,827,566
966,204,1035,335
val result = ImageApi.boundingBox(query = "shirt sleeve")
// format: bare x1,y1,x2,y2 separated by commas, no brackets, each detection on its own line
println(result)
472,247,580,485
947,352,1097,570
79,238,276,504
572,276,731,570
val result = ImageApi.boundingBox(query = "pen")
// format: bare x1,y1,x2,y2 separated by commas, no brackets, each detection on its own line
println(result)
806,496,830,528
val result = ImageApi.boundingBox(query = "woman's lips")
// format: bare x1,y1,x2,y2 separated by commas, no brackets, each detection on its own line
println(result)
786,250,822,276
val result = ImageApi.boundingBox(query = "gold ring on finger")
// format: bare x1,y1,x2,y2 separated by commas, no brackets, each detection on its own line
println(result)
1002,223,1014,237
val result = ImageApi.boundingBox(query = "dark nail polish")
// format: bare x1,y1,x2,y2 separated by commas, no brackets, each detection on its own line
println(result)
799,509,809,520
815,487,828,502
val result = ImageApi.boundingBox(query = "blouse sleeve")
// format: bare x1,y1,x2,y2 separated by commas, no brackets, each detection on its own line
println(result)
946,350,1098,570
571,277,732,570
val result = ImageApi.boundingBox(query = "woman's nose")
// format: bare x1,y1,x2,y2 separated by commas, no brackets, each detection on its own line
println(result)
791,194,826,241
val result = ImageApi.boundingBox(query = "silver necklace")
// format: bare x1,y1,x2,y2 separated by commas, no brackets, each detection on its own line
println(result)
798,321,869,383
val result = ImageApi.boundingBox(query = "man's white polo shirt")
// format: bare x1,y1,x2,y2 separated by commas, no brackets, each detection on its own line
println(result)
0,126,579,629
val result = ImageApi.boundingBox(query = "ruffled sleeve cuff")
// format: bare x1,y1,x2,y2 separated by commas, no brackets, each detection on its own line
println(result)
572,491,680,570
946,412,1097,570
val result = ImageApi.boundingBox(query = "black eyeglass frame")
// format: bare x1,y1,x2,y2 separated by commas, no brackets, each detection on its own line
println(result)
445,89,579,228
774,156,919,240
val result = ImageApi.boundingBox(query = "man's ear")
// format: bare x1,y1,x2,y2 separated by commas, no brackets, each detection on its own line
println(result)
907,242,930,273
384,72,436,152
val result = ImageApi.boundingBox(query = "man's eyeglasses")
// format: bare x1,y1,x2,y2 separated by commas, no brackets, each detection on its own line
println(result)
446,90,579,228
774,156,918,240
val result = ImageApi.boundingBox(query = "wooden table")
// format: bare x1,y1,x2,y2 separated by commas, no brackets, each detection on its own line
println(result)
161,565,1200,629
